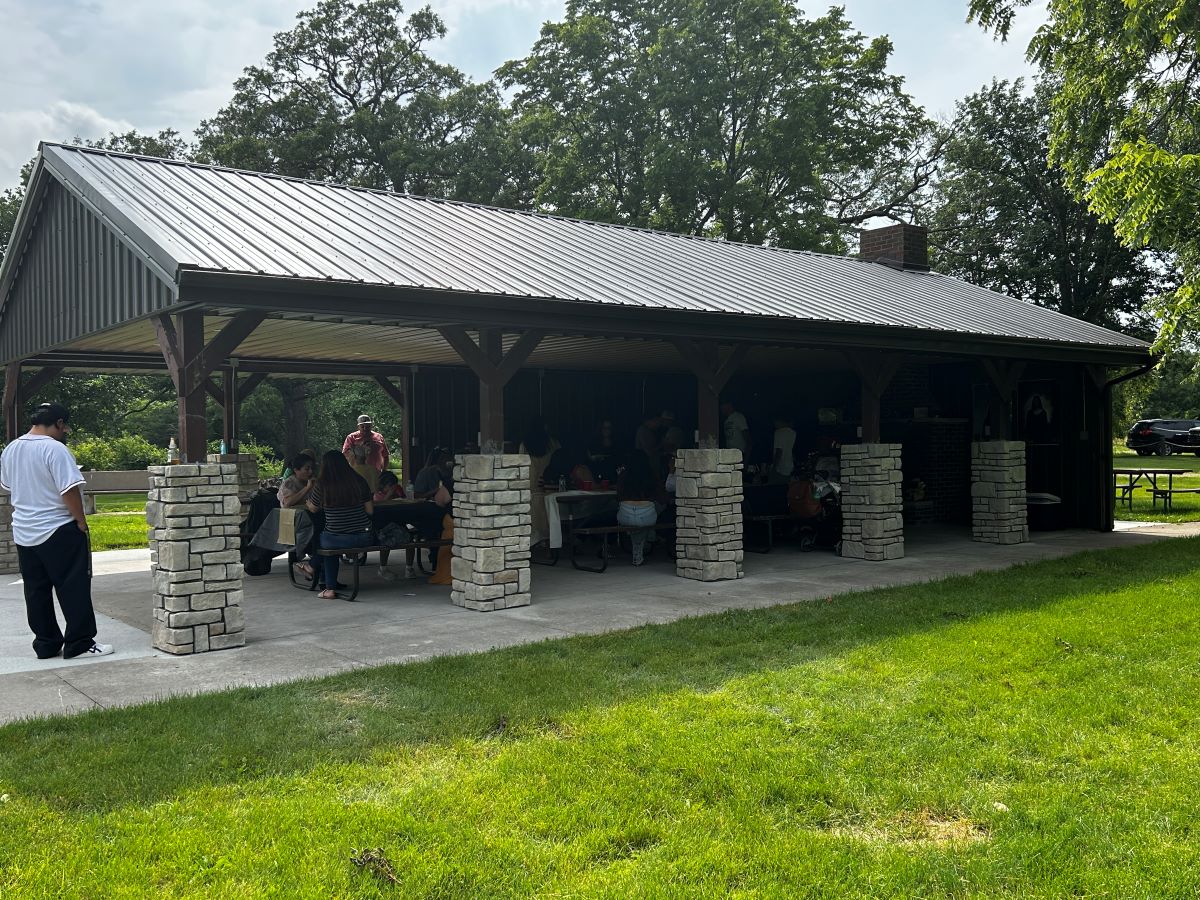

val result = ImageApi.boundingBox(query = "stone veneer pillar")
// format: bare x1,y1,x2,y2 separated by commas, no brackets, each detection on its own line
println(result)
207,452,260,519
147,463,245,654
840,443,904,560
451,454,532,611
0,490,17,575
674,448,744,581
971,441,1028,544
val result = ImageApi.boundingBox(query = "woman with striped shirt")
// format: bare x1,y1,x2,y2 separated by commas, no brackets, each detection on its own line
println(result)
306,449,374,599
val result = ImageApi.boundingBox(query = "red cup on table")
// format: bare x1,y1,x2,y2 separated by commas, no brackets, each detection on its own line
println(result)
582,480,594,491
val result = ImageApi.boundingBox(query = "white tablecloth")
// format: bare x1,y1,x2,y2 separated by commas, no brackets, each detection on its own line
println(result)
545,490,617,549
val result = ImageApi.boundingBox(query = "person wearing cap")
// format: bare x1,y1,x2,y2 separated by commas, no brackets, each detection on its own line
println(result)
0,402,113,659
342,414,390,473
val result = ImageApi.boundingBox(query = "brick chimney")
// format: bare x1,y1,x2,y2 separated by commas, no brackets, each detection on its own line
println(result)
859,223,929,272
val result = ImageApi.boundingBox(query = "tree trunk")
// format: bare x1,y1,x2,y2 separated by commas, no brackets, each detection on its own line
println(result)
274,378,310,460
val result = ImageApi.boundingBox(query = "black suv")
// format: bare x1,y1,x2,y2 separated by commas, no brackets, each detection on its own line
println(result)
1126,418,1200,456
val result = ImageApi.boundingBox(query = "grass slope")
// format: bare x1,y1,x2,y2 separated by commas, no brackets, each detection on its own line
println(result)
87,493,150,551
2,539,1200,896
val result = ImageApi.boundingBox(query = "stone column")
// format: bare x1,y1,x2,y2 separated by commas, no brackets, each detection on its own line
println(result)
147,463,245,654
674,448,744,581
451,454,532,611
0,490,17,575
840,443,904,560
207,452,260,519
971,440,1028,544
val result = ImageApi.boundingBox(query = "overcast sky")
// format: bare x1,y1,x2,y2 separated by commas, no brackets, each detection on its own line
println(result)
0,0,1042,192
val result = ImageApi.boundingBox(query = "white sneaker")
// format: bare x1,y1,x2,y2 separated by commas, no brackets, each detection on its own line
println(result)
378,566,398,581
405,565,418,579
67,642,113,659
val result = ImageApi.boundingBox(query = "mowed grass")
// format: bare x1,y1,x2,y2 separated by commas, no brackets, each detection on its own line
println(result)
1113,442,1200,523
86,492,151,551
3,540,1200,896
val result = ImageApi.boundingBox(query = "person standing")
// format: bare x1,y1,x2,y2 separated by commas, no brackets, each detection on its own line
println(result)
342,414,390,473
721,401,751,457
771,416,797,484
0,402,113,659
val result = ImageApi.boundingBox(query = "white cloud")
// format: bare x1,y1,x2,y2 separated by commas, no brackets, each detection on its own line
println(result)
0,0,1040,191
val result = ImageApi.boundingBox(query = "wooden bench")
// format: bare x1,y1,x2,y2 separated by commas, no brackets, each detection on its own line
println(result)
547,522,675,573
1150,487,1200,511
288,538,452,601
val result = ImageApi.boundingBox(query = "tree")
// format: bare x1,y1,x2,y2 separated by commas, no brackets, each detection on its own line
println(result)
969,0,1200,345
929,79,1169,333
499,0,939,251
195,0,526,206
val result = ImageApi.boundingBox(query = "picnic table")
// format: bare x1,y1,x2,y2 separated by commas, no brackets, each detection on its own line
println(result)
544,489,618,550
1113,467,1197,511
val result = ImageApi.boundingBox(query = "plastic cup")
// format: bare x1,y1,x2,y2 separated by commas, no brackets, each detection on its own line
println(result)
582,480,594,491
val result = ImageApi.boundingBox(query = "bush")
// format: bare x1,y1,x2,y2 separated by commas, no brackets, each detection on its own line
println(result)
72,434,164,470
205,436,283,478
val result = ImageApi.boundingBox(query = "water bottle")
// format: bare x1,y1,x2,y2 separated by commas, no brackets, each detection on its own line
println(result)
219,439,228,455
405,481,415,499
558,475,567,492
166,436,179,464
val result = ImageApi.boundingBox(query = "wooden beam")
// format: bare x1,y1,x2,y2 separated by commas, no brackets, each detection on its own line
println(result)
373,375,406,410
238,372,267,402
844,352,903,443
400,373,413,484
204,378,224,406
436,327,544,453
21,365,64,399
672,340,752,445
980,359,1026,440
182,311,266,396
152,314,182,392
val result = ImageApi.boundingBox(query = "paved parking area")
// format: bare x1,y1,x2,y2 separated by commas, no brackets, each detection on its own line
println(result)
1,523,1194,724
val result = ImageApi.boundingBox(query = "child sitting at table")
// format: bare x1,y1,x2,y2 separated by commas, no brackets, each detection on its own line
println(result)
373,470,404,503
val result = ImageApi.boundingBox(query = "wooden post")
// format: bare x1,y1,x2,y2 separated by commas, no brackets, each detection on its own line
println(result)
478,329,504,451
178,311,207,463
671,340,749,448
845,353,902,443
438,328,544,456
401,374,412,484
980,359,1026,440
373,374,410,479
222,367,238,452
155,311,265,463
3,361,21,442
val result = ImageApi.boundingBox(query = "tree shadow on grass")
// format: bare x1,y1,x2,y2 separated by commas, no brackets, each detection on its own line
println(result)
3,536,1199,813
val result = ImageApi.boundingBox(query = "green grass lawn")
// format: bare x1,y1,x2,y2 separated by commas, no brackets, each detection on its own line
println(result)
86,492,151,551
3,539,1200,896
1112,442,1200,523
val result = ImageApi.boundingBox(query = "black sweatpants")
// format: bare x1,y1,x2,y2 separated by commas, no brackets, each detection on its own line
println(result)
18,522,95,658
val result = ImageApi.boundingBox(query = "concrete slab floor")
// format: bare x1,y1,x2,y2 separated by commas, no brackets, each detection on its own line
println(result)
0,522,1196,725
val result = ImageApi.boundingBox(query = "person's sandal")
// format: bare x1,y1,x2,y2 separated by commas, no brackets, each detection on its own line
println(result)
293,560,314,579
318,589,338,600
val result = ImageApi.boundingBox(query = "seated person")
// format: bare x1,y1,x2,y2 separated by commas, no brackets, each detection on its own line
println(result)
278,453,316,508
373,470,404,502
414,448,453,501
616,451,660,566
306,450,374,599
280,448,316,481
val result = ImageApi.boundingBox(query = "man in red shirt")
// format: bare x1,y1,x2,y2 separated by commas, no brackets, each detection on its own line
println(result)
342,414,390,472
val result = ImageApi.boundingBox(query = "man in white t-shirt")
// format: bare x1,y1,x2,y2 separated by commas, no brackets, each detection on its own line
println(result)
0,402,112,659
771,416,797,483
721,401,751,456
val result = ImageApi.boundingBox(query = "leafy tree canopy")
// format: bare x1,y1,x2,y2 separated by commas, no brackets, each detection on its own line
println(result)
969,0,1200,346
195,0,526,205
929,79,1170,334
500,0,939,251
